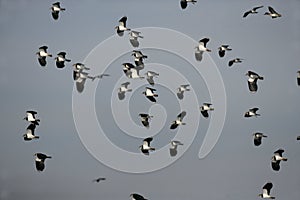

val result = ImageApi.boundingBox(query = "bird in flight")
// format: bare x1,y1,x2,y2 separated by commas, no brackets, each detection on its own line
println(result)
246,71,264,93
92,177,106,183
218,45,232,58
24,110,40,125
23,123,39,141
271,148,287,171
51,2,65,20
118,82,132,100
139,113,153,128
228,58,243,67
252,132,267,146
129,30,143,48
115,16,131,36
258,182,275,199
170,111,187,129
200,103,214,118
130,193,148,200
143,87,158,103
139,137,155,155
34,153,52,172
195,38,211,62
264,6,282,18
55,52,71,68
36,46,52,67
244,107,260,118
169,140,183,157
243,6,263,18
145,71,159,86
177,84,190,100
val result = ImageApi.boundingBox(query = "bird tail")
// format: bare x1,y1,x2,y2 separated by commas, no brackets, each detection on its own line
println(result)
207,49,212,52
270,197,275,199
154,94,158,97
65,59,71,62
258,76,264,80
34,136,40,139
150,148,155,151
127,89,133,92
181,122,186,125
47,156,52,159
282,158,288,161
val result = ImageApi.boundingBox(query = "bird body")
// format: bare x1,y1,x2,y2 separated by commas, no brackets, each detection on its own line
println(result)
24,111,40,125
218,45,232,57
143,87,158,103
258,182,275,199
228,58,243,67
36,46,52,67
51,2,65,20
253,132,267,146
177,84,190,100
246,71,264,93
139,138,155,155
170,111,186,129
23,123,39,141
200,103,214,118
34,153,51,171
244,107,260,118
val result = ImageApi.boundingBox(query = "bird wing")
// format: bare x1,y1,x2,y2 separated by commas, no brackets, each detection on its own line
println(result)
250,107,259,113
195,49,204,61
119,16,127,27
177,111,186,120
35,161,45,171
146,87,156,92
118,91,125,100
201,110,209,118
253,6,263,11
26,123,36,135
228,60,234,67
146,76,155,85
177,91,184,100
129,37,140,48
199,38,209,47
170,148,178,157
121,82,131,88
56,61,65,68
263,182,273,195
146,96,156,102
243,11,251,18
51,11,59,20
253,137,262,146
144,137,153,145
268,6,276,14
180,0,187,9
218,49,225,57
248,80,258,92
76,80,86,93
271,159,280,171
141,120,149,128
170,121,179,129
38,57,47,66
274,149,284,156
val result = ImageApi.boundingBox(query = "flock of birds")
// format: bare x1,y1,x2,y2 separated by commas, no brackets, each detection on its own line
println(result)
19,1,300,200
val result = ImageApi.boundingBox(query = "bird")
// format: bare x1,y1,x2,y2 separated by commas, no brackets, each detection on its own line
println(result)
130,193,148,200
244,107,260,118
34,153,51,172
169,141,183,157
115,16,130,36
23,123,39,141
243,6,263,18
180,0,197,10
246,71,264,93
118,82,132,100
122,63,144,79
129,31,143,47
73,70,99,93
258,182,275,199
36,46,52,67
297,136,300,140
271,149,287,171
73,63,90,72
228,58,243,67
200,103,214,118
143,87,158,103
170,111,186,129
132,50,147,69
92,177,106,183
177,84,190,100
264,6,282,18
297,71,300,86
195,38,211,62
55,52,71,68
139,113,153,128
253,132,267,146
145,71,159,85
51,2,65,20
139,137,155,155
24,111,40,125
218,45,232,58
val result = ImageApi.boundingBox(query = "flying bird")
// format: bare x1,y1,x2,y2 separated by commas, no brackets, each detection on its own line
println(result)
246,71,264,93
36,46,52,67
258,182,275,199
115,16,130,36
145,71,159,85
130,193,148,200
23,123,39,141
143,87,158,103
180,0,197,10
264,6,282,18
73,70,100,93
139,137,155,155
297,71,300,86
244,107,260,118
177,84,190,100
129,31,143,47
170,111,186,129
24,111,40,125
228,58,243,67
51,2,65,20
218,45,232,58
34,153,51,172
122,63,144,79
55,52,71,68
243,6,263,18
132,50,147,69
169,141,183,157
271,149,287,171
93,177,106,183
195,38,211,62
200,103,214,118
139,113,153,128
118,82,132,100
253,132,267,146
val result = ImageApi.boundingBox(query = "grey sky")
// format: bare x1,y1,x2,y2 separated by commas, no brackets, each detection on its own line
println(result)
0,0,300,200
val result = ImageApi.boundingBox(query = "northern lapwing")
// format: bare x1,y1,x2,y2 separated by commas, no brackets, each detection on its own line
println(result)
218,45,232,58
271,149,287,171
122,63,144,79
34,153,51,172
51,2,65,20
264,6,282,18
129,30,143,48
55,52,71,68
139,137,155,155
195,38,211,62
118,82,132,100
73,70,99,93
24,111,40,125
130,193,148,200
92,177,106,183
143,87,158,103
180,0,197,10
139,113,153,128
145,71,159,85
228,58,243,67
297,71,300,86
132,50,147,69
244,107,260,118
243,5,263,18
170,111,186,129
200,103,214,118
177,84,190,100
253,132,267,146
246,71,264,93
115,16,130,36
169,140,183,157
23,123,39,141
258,182,275,199
36,46,52,67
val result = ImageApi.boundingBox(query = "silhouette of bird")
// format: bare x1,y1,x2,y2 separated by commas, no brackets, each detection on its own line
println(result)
34,153,51,172
55,52,71,68
200,103,214,118
139,113,153,128
195,38,211,62
24,111,40,125
246,71,264,93
169,141,183,157
297,71,300,86
177,84,190,100
51,2,65,20
130,193,148,200
23,123,39,141
129,31,143,47
253,132,267,146
264,6,282,18
218,45,232,57
115,16,130,36
143,87,158,103
271,149,287,171
36,46,52,67
243,6,263,18
145,71,159,85
228,58,243,67
139,138,155,155
170,111,186,129
92,177,106,183
118,82,132,100
244,107,260,118
258,182,275,199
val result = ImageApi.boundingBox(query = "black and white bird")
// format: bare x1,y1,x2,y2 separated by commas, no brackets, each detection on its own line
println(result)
170,111,186,129
195,38,211,62
264,6,282,18
243,5,263,18
139,137,155,155
92,177,106,183
258,182,275,199
129,31,143,48
130,193,147,200
145,71,159,85
143,87,158,103
139,113,153,128
246,71,264,93
228,58,243,67
34,153,51,172
122,63,144,79
51,2,65,20
55,52,71,68
24,111,40,125
218,45,232,58
132,50,147,69
253,132,267,146
73,63,90,72
169,140,183,157
200,103,214,118
177,84,190,100
180,0,197,10
118,82,132,100
271,149,287,171
23,123,39,141
115,16,130,36
73,69,99,93
36,46,52,67
244,107,260,118
297,71,300,86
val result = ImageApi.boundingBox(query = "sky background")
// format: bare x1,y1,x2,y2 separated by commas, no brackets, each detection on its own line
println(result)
0,0,300,200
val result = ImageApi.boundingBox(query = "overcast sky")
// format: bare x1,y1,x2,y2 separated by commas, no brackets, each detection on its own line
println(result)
0,0,300,200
